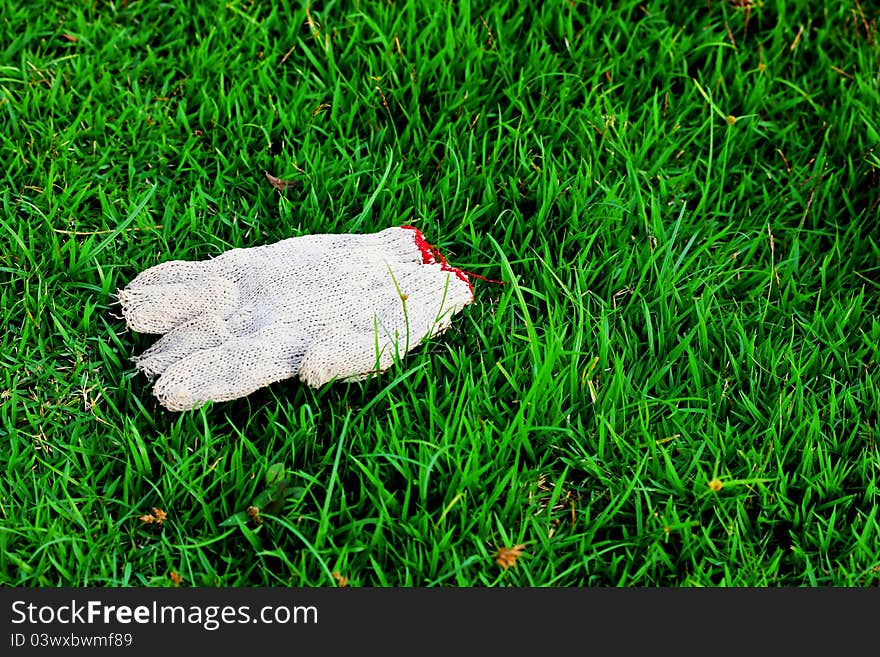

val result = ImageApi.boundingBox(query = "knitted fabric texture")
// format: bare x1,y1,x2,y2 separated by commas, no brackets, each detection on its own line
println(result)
117,226,474,411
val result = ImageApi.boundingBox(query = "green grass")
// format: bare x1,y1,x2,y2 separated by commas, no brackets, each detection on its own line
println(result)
1,0,878,587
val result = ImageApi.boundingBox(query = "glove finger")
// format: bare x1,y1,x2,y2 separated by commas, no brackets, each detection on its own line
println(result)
150,326,309,411
133,314,233,378
118,260,239,333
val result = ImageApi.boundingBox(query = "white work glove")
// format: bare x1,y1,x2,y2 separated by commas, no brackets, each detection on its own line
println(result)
117,226,474,411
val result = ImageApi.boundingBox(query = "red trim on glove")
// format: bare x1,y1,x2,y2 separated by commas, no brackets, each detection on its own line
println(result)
401,225,473,292
400,226,505,300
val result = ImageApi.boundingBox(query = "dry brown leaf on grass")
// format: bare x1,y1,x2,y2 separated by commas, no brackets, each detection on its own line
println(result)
138,507,167,525
495,544,526,570
332,571,349,587
246,505,262,525
264,171,299,191
169,571,183,586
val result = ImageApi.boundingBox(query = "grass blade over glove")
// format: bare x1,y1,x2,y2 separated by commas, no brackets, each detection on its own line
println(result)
117,226,474,411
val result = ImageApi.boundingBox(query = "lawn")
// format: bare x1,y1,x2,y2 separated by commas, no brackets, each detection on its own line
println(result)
1,0,878,587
